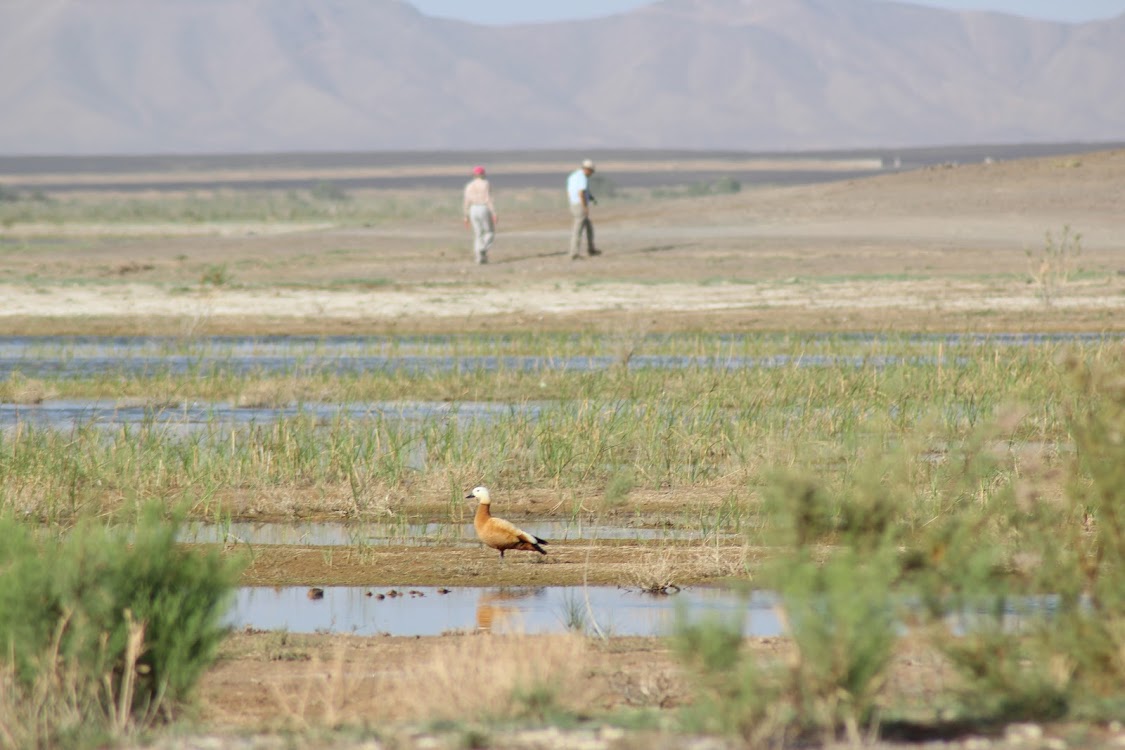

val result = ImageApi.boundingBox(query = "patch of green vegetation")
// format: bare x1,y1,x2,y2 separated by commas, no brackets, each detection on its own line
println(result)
200,263,231,287
308,182,351,203
1028,225,1083,305
0,333,1088,526
324,277,395,290
0,188,465,227
652,176,742,198
0,506,242,747
671,347,1125,743
699,276,758,286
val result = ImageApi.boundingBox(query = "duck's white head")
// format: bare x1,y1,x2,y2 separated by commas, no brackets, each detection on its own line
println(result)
466,486,491,505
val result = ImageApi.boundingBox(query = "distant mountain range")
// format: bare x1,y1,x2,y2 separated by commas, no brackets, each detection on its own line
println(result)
1,0,1123,155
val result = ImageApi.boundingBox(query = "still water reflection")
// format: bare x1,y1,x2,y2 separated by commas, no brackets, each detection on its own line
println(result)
229,585,781,637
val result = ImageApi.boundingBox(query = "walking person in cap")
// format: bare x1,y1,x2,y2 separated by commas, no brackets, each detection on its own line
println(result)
463,165,497,264
567,159,601,260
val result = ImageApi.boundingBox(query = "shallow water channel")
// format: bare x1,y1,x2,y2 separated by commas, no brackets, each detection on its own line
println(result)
228,585,782,637
226,584,1057,638
0,399,541,432
3,332,1114,382
5,332,1115,433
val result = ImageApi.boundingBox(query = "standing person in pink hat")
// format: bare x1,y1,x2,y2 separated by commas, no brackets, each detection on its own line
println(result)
463,165,498,265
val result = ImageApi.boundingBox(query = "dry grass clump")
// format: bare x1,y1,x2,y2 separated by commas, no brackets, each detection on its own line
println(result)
1,374,53,405
264,634,591,729
234,379,322,408
1,651,88,750
385,633,591,723
623,547,683,594
266,647,362,730
1027,225,1082,305
623,543,749,594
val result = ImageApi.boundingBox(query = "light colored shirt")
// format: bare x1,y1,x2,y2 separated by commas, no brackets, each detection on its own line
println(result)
567,169,589,205
463,177,495,217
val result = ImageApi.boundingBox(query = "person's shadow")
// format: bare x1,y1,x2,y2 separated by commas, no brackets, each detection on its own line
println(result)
490,250,568,265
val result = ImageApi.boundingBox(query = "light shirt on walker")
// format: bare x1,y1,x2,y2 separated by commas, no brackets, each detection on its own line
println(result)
567,169,590,205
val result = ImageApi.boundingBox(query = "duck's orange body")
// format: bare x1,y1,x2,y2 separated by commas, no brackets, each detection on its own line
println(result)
466,487,548,559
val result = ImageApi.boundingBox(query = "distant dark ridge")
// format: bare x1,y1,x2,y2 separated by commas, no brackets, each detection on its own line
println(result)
2,141,1122,176
0,169,879,193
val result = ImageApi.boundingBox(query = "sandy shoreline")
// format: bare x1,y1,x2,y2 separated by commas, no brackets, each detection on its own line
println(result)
3,279,1123,323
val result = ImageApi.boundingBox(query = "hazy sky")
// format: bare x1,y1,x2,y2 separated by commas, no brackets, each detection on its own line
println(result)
408,0,1125,25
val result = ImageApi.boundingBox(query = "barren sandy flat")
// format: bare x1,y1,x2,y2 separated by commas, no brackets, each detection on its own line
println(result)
2,277,1122,320
2,149,1124,334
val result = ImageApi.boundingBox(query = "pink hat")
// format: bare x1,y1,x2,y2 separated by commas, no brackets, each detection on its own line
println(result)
472,165,485,175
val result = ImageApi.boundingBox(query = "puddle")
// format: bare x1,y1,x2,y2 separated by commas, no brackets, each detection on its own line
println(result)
227,585,1067,639
0,351,962,380
181,520,729,546
228,585,783,637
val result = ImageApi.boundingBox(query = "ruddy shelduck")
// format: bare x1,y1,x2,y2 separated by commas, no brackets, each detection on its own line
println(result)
466,486,548,559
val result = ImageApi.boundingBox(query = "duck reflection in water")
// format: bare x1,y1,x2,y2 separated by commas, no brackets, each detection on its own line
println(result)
475,587,545,632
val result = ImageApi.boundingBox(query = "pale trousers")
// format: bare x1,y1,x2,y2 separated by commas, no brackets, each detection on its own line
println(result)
469,204,494,263
569,203,594,258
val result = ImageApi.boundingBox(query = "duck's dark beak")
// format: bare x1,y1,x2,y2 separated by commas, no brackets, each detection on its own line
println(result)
465,492,475,500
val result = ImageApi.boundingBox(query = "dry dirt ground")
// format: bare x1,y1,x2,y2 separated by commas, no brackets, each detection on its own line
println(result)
8,151,1125,747
190,630,939,737
2,149,1124,336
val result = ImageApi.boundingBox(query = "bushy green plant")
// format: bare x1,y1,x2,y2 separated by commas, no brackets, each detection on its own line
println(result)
940,620,1070,722
686,177,742,196
760,457,910,552
588,174,618,199
673,611,787,745
603,469,635,509
0,505,242,743
675,551,897,743
907,352,1125,723
1027,225,1082,305
770,547,898,739
199,263,231,287
309,181,351,203
1044,353,1125,713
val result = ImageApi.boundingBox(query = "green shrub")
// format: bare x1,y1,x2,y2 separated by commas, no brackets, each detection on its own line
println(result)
768,547,898,742
200,263,231,287
309,181,351,203
603,469,635,509
760,459,908,552
674,546,897,744
588,174,618,199
1027,225,1082,304
673,611,787,745
909,352,1125,723
0,506,242,743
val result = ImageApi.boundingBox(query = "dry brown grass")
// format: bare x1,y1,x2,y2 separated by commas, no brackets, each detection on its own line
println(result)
0,612,155,749
261,633,591,728
0,374,53,405
384,633,591,722
622,543,751,594
266,646,362,730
